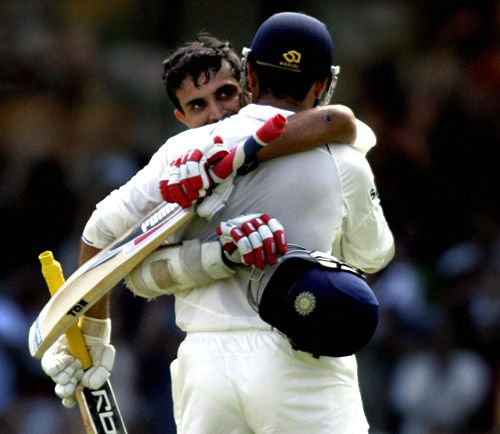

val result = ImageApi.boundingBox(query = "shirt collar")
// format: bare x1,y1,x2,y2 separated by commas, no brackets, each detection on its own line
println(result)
239,104,294,120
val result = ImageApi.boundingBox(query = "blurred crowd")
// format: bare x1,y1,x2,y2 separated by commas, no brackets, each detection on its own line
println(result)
0,1,498,433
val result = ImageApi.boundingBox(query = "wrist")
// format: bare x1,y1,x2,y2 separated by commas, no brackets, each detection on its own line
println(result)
201,241,235,278
124,239,235,299
79,316,111,342
236,155,260,175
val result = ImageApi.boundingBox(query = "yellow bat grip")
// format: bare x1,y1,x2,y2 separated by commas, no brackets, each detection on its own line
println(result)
39,251,92,369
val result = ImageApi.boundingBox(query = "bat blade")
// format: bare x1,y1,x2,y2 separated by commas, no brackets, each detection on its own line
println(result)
39,251,128,433
29,202,193,358
79,382,128,434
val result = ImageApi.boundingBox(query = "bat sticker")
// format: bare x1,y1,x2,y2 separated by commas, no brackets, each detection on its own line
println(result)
83,203,182,272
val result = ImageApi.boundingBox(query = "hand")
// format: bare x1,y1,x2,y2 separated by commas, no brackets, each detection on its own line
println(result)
41,317,115,408
159,136,229,208
216,214,288,268
41,335,83,408
159,115,287,209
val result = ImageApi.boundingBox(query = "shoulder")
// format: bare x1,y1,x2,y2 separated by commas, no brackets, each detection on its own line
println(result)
328,143,370,168
209,108,266,143
165,123,216,145
328,144,375,189
159,124,217,161
353,119,377,155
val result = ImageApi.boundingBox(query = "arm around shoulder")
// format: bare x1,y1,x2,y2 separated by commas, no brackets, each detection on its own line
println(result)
315,104,357,144
257,104,356,161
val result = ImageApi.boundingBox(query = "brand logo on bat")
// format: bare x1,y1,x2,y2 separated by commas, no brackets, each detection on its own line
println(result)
91,389,118,433
141,203,178,232
83,203,181,273
67,298,89,317
83,384,126,433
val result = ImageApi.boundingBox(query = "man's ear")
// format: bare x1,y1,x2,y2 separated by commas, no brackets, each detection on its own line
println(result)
246,63,258,94
174,109,189,127
313,78,328,99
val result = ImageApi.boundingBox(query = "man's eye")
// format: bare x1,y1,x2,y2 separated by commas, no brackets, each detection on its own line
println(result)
217,85,238,100
187,99,207,111
188,100,206,111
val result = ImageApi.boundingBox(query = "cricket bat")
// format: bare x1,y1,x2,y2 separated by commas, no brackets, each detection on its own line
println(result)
40,251,128,434
28,114,287,359
30,202,193,359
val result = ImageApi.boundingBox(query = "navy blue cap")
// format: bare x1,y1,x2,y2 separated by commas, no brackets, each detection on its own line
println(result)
249,12,333,78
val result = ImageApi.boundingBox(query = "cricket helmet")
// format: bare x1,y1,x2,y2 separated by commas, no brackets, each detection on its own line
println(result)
249,12,333,79
241,12,340,106
251,249,379,357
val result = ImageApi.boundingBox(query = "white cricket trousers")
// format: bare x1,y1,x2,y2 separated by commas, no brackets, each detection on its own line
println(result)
170,329,369,434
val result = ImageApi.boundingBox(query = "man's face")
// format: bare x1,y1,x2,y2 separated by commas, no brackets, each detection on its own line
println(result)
174,61,241,128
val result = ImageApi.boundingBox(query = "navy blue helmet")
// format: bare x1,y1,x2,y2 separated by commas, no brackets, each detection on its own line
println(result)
251,249,379,358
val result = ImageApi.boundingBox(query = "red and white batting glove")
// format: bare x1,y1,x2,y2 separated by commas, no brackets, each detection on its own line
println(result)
159,115,287,210
216,214,288,269
159,136,229,208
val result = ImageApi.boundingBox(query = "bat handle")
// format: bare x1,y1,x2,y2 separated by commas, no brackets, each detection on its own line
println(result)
210,113,287,179
39,251,92,369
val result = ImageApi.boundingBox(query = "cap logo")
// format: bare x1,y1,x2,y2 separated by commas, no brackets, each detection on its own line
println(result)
294,291,316,316
282,50,301,64
279,50,301,70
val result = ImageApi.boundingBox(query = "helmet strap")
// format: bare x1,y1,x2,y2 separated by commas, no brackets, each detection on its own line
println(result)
239,47,252,107
318,65,341,106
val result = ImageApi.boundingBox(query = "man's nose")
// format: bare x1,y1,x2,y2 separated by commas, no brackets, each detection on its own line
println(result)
207,102,224,122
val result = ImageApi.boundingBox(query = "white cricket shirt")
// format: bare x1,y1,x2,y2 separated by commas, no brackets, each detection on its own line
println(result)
83,104,394,333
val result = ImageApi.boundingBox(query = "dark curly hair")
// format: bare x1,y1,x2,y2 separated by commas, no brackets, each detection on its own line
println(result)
162,33,241,112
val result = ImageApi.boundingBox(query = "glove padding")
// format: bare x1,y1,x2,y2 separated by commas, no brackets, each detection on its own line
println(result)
41,334,84,408
196,180,235,220
159,136,229,208
41,316,115,408
216,214,288,269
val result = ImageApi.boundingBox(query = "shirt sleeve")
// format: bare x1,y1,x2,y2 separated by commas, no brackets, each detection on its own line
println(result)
352,119,377,155
82,144,170,248
332,148,395,273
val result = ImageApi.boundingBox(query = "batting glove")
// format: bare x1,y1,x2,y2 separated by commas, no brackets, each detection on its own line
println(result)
159,115,287,210
41,334,84,408
159,136,229,208
217,214,288,269
41,316,115,408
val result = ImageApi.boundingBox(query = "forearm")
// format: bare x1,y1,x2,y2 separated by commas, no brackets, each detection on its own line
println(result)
124,239,234,299
77,148,167,317
79,241,110,319
257,104,356,161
